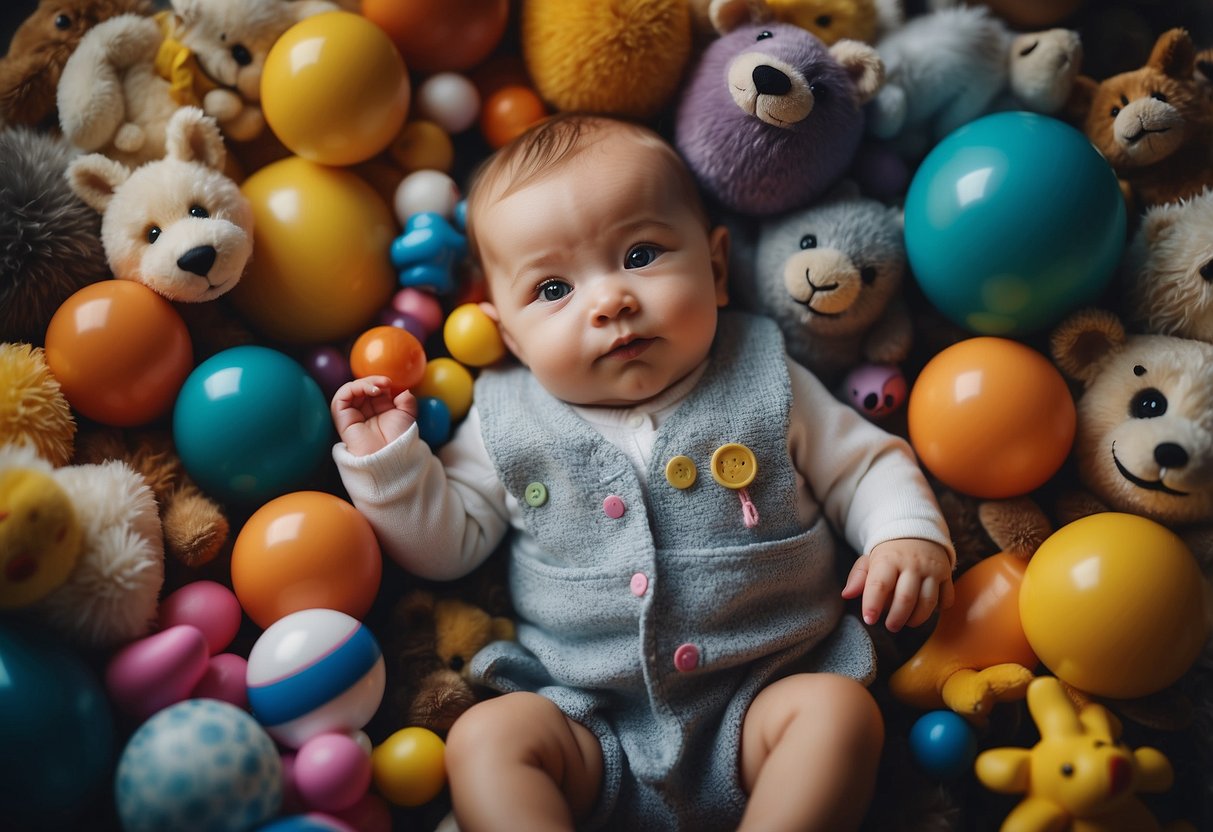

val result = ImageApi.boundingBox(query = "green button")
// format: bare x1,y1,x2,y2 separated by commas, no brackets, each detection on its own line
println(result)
524,482,548,507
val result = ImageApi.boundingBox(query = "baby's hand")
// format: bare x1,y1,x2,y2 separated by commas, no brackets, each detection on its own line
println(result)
331,375,419,457
841,539,954,633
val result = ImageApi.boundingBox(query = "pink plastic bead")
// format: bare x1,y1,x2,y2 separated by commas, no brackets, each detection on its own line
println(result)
391,288,444,335
105,625,210,719
190,653,250,709
158,580,243,655
294,733,373,813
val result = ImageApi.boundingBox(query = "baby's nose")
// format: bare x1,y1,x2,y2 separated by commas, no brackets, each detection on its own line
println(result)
591,279,638,323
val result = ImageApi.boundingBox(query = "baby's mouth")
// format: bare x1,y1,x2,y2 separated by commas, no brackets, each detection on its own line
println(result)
602,337,656,361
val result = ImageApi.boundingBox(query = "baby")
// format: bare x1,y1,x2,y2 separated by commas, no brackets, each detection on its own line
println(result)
331,113,955,831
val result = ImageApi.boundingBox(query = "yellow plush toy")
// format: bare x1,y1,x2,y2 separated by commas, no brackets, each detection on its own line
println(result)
0,466,82,610
689,0,902,45
0,343,76,468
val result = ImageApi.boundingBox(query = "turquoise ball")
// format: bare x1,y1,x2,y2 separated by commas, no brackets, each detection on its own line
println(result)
173,346,331,504
909,710,977,781
904,111,1125,336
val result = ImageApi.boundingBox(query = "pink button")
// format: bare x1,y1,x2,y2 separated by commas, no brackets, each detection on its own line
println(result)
630,572,648,597
673,643,700,672
603,495,626,519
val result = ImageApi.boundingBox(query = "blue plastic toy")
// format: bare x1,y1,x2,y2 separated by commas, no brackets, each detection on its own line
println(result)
416,395,452,447
904,111,1125,336
389,211,468,295
173,345,332,504
909,709,978,781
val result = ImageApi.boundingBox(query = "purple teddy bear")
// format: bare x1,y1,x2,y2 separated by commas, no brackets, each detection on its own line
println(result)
675,18,883,216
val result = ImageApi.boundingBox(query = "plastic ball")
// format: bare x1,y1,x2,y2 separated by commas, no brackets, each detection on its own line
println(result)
389,120,455,174
232,491,383,629
303,346,354,402
480,84,548,149
349,325,428,392
105,625,210,720
361,0,509,73
414,72,481,134
0,623,114,828
377,309,430,342
907,337,1075,499
173,346,332,504
43,280,192,426
904,112,1125,336
391,287,445,336
371,726,447,807
1020,513,1208,699
416,396,452,446
258,815,356,832
261,12,409,166
414,356,475,421
232,156,397,345
330,792,393,832
294,733,372,812
444,302,507,367
0,467,81,609
159,580,243,655
115,699,282,832
246,609,386,749
909,710,978,781
394,169,461,225
192,653,250,710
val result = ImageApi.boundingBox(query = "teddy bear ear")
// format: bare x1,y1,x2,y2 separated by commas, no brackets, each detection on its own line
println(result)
1049,307,1127,387
165,106,226,171
709,0,773,35
829,40,884,104
1140,200,1181,247
65,153,132,213
1148,28,1195,80
1063,75,1097,125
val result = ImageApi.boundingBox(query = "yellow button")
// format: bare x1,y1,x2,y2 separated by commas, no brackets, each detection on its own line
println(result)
710,443,757,489
664,455,697,489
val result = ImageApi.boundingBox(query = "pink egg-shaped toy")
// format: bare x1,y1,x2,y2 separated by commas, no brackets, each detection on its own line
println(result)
159,581,243,655
191,653,250,709
294,733,373,812
105,625,210,720
843,363,907,420
391,288,444,335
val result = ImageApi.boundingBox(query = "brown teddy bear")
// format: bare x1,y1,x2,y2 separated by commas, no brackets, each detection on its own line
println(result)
1065,28,1213,211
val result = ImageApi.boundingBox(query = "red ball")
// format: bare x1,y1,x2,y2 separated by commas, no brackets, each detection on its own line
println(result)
349,325,428,392
361,0,509,73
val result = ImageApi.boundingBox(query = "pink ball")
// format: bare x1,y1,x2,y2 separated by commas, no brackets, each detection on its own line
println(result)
191,653,250,709
159,580,243,655
294,733,373,813
105,625,209,720
391,288,444,335
331,792,394,832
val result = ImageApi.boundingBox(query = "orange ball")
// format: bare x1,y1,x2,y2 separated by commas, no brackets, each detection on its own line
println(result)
361,0,508,73
231,491,383,629
349,325,428,392
43,281,192,426
907,337,1075,499
480,85,548,150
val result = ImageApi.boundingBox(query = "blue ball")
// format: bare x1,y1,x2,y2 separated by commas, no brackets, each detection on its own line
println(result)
904,111,1125,336
909,710,978,781
173,346,332,504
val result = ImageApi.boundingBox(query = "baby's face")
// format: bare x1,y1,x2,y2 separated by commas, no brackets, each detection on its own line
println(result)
477,129,729,406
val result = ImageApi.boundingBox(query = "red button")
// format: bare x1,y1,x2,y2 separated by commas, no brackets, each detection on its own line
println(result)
630,572,648,596
603,495,626,519
673,643,700,672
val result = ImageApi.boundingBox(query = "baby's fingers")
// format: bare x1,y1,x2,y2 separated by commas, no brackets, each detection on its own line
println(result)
904,576,940,630
882,571,924,633
859,557,898,627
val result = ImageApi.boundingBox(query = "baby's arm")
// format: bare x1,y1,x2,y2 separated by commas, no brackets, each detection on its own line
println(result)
841,538,954,632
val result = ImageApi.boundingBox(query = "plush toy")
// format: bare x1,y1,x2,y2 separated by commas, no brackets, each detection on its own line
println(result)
0,127,111,346
733,184,911,385
521,0,693,120
67,106,252,304
0,0,152,129
689,0,903,46
1065,28,1213,211
975,676,1181,832
674,0,883,216
1121,187,1213,343
0,342,76,468
379,589,515,734
927,0,1088,31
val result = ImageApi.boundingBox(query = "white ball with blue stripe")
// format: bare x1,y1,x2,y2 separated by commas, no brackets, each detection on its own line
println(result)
246,608,385,748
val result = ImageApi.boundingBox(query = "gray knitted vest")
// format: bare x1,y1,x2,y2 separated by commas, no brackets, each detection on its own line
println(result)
471,310,874,830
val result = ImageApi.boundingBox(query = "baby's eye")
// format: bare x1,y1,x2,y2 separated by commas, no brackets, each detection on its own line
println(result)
538,279,572,302
625,244,661,269
147,225,162,244
189,205,209,218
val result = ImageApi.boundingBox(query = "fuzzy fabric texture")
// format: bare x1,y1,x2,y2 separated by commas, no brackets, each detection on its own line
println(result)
522,0,692,119
0,126,110,345
0,342,76,467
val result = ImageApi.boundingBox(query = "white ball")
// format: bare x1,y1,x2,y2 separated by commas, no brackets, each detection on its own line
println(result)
394,169,462,225
414,72,481,134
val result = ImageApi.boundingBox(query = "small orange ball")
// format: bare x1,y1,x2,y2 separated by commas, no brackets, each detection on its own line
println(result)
231,491,383,629
443,303,506,367
389,120,455,174
44,281,193,426
480,85,548,150
907,337,1075,499
350,325,428,392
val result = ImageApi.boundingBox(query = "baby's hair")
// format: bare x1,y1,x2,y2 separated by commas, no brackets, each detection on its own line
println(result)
464,112,709,265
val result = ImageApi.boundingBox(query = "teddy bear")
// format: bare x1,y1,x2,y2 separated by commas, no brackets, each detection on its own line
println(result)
55,0,338,167
730,183,912,386
0,0,152,129
688,0,904,46
1065,28,1213,211
674,0,884,216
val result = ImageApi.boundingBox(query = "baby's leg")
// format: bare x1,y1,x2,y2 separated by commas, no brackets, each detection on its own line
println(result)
738,673,884,832
445,691,603,832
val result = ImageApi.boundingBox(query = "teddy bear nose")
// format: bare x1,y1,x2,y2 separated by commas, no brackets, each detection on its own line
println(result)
753,64,792,96
1154,442,1188,469
178,245,217,277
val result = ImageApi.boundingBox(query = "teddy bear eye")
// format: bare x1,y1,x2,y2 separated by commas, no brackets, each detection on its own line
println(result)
809,82,829,101
54,14,71,30
1060,763,1074,777
1019,40,1038,57
860,266,877,285
800,234,817,249
147,225,161,244
1130,388,1167,419
757,30,773,41
815,14,831,27
1200,260,1213,282
189,205,209,219
1110,105,1121,117
231,44,253,66
449,655,465,672
1151,91,1168,103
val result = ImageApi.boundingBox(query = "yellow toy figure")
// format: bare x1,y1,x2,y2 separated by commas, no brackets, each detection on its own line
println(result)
0,466,83,609
975,676,1190,832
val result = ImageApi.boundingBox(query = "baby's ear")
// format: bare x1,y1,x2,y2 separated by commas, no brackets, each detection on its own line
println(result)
478,302,520,359
66,153,132,213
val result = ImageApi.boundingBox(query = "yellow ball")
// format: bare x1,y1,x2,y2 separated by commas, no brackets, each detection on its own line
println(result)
232,156,396,344
413,357,474,421
443,303,506,367
390,120,455,175
371,726,446,807
0,468,82,609
1020,512,1208,699
261,11,410,166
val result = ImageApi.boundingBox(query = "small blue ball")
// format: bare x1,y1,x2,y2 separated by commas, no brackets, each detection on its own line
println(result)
909,710,977,781
173,346,331,504
416,395,452,447
904,111,1125,336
